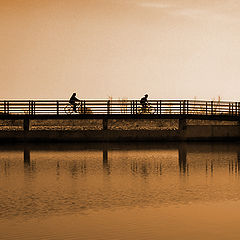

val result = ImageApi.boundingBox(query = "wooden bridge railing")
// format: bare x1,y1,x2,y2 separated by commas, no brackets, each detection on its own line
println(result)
0,99,239,116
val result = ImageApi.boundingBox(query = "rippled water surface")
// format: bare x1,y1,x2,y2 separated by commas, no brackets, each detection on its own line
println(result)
1,142,240,240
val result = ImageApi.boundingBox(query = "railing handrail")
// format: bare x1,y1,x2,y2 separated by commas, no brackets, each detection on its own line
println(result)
0,99,240,116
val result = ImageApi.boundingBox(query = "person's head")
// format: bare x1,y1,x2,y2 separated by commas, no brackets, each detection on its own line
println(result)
73,93,76,96
145,94,148,98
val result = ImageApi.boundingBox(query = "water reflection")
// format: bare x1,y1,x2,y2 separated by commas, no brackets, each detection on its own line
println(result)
228,153,240,176
1,142,240,220
131,160,162,176
103,149,110,175
24,148,36,174
178,144,188,175
23,148,30,165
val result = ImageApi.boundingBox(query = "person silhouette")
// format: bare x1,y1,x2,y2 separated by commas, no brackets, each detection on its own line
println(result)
69,93,80,113
140,94,148,110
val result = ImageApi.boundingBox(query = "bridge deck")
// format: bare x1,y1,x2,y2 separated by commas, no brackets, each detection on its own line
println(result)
0,99,240,120
1,99,240,142
0,113,240,121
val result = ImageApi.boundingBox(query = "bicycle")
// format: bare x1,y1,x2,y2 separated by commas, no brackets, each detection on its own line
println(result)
137,103,156,114
64,102,92,114
64,102,81,115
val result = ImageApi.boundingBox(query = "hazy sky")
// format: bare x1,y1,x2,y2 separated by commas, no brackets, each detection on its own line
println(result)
1,0,240,100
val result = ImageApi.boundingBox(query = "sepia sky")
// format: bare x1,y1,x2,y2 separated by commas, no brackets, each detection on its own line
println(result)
1,0,240,100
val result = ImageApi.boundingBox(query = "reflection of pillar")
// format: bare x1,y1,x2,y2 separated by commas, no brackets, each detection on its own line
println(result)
103,149,110,174
56,161,60,175
206,160,208,175
211,161,214,176
235,159,238,175
24,148,30,165
237,153,240,173
103,149,108,163
179,144,187,174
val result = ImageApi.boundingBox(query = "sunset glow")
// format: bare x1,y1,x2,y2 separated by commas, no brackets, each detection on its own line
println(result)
1,0,240,100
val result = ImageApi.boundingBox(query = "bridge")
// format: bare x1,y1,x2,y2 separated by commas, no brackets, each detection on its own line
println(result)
1,99,239,115
0,99,240,142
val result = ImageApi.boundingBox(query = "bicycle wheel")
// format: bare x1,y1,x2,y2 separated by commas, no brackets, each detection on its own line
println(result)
148,107,156,114
77,103,85,114
64,105,73,114
137,107,143,114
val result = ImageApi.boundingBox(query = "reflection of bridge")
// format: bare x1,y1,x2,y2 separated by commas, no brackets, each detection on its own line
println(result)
1,99,240,141
2,143,240,176
5,145,192,175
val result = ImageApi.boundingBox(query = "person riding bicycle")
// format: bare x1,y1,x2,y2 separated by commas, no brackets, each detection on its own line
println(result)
69,93,80,113
140,94,149,111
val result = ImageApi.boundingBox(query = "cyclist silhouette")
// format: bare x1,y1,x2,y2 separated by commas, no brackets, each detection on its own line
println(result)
140,94,148,110
69,93,80,113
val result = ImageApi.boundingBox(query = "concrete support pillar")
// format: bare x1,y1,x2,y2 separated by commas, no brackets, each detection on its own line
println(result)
24,118,30,131
103,118,108,130
179,118,187,131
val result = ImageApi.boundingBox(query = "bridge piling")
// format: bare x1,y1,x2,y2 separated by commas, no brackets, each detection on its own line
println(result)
103,118,108,130
24,118,30,131
179,118,187,131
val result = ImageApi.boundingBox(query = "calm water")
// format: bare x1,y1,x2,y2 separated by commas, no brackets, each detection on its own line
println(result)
1,142,240,240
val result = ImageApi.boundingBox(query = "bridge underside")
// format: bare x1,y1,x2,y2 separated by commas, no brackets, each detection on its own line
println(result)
0,127,240,143
0,114,240,142
0,113,240,120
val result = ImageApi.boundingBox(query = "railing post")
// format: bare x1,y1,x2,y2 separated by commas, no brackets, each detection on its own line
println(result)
187,100,189,114
107,100,110,114
157,101,159,114
237,102,239,115
159,100,161,114
30,101,35,115
56,101,59,115
236,102,238,115
230,103,233,116
211,101,213,115
7,101,10,113
83,101,86,114
29,101,31,115
79,101,82,113
33,101,36,114
206,102,208,115
4,101,8,114
183,100,186,114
